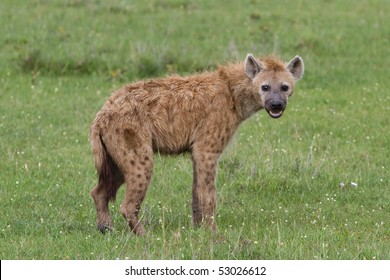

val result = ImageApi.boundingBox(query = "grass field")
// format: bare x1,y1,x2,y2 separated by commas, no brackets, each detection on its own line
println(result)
0,0,389,260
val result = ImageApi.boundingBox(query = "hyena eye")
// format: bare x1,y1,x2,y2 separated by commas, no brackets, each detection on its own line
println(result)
281,85,289,92
261,85,270,91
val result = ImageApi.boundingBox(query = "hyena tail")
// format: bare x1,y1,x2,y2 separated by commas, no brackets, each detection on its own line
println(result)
90,127,121,201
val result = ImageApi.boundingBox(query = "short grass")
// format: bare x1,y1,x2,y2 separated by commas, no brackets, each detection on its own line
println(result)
0,0,389,260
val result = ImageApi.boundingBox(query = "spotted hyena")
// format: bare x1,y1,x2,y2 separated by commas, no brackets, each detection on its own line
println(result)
90,54,304,235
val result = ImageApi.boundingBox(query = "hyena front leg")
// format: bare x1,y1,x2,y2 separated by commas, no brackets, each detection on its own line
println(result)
191,148,220,231
119,145,154,236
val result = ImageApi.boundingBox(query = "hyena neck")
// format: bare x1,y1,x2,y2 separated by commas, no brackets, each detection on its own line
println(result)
218,63,263,121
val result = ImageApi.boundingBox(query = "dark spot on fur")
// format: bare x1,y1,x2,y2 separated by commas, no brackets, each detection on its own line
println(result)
144,156,150,161
136,189,143,194
124,129,140,149
130,160,135,165
137,174,142,178
206,170,214,178
205,172,214,184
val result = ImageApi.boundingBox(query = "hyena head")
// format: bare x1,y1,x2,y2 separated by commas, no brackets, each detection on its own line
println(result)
245,54,304,118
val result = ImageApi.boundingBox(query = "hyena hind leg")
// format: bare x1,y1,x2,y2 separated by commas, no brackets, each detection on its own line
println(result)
91,161,124,233
119,146,154,236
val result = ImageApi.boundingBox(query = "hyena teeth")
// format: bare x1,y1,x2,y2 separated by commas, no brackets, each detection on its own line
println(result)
270,111,283,118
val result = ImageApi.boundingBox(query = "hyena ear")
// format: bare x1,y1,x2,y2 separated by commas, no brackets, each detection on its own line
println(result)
286,55,304,80
245,54,263,79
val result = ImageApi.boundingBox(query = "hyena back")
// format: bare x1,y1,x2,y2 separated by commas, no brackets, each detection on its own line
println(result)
90,54,304,235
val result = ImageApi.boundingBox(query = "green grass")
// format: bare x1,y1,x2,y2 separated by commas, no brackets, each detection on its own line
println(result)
0,0,389,260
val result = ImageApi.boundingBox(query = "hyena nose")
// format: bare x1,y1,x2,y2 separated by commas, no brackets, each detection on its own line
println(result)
270,101,284,111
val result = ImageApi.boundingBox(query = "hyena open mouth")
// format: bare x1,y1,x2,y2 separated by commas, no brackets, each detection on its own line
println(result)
266,109,284,118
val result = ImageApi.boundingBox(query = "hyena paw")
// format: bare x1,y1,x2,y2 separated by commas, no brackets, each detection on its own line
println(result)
97,222,113,234
131,223,145,236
